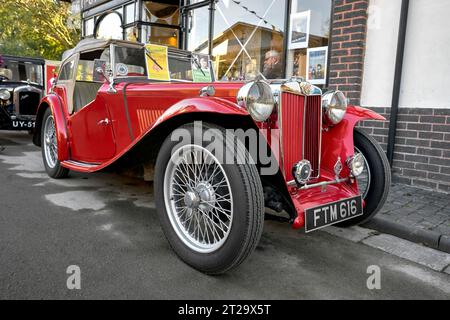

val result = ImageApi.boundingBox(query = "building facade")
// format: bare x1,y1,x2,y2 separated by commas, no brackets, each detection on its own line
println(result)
77,0,450,193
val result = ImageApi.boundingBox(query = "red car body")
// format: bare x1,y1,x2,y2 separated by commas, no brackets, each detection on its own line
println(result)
33,40,386,232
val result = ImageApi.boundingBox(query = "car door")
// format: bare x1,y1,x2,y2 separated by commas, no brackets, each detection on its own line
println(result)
67,49,116,163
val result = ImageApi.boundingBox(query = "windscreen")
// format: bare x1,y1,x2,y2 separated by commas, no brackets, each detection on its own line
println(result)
0,59,44,86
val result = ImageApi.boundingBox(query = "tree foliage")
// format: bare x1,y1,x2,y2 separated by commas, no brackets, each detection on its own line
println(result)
0,0,80,60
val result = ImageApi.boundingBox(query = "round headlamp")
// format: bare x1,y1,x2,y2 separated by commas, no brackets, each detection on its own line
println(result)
322,91,347,125
237,81,275,122
347,153,365,177
293,160,312,185
0,89,11,101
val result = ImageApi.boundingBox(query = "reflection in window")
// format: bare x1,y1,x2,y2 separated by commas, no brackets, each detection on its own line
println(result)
212,0,286,81
96,12,123,40
186,6,210,53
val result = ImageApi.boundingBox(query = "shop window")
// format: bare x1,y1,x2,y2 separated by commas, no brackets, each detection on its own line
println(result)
85,18,95,37
143,1,179,26
286,0,332,86
125,3,136,24
96,12,123,40
142,26,179,47
186,5,210,53
141,1,180,47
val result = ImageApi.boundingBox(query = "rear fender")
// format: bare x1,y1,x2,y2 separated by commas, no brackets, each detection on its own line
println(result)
34,94,70,161
321,105,387,176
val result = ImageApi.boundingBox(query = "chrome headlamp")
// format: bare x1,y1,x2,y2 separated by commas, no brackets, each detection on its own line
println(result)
237,81,275,122
0,89,11,101
293,160,312,185
322,91,348,125
347,153,365,177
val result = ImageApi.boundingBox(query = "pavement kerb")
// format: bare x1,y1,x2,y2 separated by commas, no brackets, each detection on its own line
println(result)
363,216,450,254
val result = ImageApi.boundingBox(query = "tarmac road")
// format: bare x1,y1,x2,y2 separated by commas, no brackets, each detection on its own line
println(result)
0,131,449,299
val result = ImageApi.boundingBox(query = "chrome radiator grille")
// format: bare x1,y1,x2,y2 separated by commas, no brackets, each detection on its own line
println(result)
279,92,322,181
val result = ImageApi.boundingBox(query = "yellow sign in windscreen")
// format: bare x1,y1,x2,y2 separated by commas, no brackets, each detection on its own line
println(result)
145,44,170,81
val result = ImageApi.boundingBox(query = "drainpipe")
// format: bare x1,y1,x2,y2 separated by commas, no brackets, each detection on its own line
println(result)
386,0,410,166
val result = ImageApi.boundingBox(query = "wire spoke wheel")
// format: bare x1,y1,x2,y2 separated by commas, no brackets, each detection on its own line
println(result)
43,115,58,169
355,146,371,199
164,144,233,254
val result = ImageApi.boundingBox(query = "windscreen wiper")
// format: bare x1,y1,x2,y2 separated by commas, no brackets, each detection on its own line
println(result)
145,48,163,70
192,56,206,77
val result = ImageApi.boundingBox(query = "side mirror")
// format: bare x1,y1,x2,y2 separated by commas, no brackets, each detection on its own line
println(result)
95,67,110,84
95,67,117,94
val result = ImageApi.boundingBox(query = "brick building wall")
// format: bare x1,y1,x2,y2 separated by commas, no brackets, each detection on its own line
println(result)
328,0,450,193
328,0,369,105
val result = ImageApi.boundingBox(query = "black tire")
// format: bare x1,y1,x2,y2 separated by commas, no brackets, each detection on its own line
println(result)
154,122,264,274
41,108,69,179
336,128,391,227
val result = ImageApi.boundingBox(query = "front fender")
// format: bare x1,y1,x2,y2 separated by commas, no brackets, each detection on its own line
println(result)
151,96,249,130
34,94,69,161
321,105,386,175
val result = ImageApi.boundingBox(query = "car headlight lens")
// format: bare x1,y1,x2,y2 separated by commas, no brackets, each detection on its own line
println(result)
322,91,347,125
347,153,365,177
0,89,11,101
237,81,275,122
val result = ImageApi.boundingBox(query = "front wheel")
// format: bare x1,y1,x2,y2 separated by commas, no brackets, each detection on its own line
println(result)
154,123,264,274
336,128,391,227
41,108,69,179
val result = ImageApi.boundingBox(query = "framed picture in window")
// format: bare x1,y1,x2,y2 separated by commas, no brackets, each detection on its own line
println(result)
306,46,328,85
288,10,311,50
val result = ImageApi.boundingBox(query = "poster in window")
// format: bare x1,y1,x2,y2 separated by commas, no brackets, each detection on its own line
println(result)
306,46,328,85
288,10,310,50
191,53,212,83
145,43,170,81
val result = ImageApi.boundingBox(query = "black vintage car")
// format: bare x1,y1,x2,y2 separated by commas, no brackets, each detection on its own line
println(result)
0,55,46,131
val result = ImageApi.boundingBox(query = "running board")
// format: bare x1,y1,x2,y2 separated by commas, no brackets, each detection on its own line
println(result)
61,160,102,172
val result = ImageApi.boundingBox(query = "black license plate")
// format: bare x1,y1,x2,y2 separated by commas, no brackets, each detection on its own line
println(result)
305,195,363,233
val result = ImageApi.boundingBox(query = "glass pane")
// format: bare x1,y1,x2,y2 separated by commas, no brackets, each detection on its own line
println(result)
143,1,179,26
286,0,332,82
125,27,139,42
76,49,110,82
142,26,179,47
212,0,287,81
96,13,123,40
59,60,75,81
85,18,95,36
114,46,147,77
125,3,135,24
2,61,43,85
186,6,210,53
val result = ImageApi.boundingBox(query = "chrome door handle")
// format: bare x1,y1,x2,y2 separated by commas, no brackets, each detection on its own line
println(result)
98,118,110,126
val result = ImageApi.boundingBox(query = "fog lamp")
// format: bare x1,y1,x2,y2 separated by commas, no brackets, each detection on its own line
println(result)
347,153,365,177
293,160,312,185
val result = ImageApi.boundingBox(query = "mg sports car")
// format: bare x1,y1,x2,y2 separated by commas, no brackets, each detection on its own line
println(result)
33,39,390,274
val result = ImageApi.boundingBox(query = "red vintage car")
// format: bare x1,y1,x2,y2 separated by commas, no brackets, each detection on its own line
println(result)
34,39,390,274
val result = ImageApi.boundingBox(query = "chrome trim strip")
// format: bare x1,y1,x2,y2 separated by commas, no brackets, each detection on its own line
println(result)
287,177,349,189
278,91,285,177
